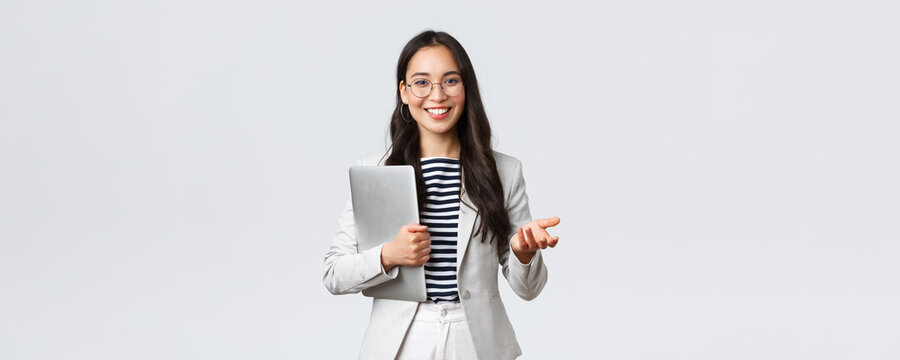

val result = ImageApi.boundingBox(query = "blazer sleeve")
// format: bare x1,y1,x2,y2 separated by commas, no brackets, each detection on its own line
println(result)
322,158,400,295
499,159,548,301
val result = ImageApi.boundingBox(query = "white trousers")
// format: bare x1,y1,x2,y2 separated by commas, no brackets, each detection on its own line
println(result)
395,302,479,360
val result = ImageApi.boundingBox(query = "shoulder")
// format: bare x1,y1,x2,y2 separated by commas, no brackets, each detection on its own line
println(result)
490,151,527,204
355,150,520,170
492,150,523,179
357,151,390,166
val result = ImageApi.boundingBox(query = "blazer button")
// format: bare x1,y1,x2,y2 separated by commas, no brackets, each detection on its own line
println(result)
461,290,471,300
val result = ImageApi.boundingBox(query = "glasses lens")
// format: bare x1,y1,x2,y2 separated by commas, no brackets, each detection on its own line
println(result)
442,78,462,97
410,79,432,97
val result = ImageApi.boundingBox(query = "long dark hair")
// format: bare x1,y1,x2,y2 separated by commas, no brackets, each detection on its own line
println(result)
384,30,511,250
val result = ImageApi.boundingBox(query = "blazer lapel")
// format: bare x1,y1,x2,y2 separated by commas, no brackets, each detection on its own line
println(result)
457,186,478,268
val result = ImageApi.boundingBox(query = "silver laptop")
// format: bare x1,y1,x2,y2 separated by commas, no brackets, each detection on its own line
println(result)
349,165,427,302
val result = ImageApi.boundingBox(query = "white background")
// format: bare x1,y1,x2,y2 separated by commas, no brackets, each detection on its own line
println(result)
1,0,898,359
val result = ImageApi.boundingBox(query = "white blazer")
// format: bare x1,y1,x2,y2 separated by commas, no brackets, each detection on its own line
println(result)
323,150,548,360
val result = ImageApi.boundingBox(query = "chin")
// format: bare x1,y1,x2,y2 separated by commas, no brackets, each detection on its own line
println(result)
419,122,456,135
430,125,455,134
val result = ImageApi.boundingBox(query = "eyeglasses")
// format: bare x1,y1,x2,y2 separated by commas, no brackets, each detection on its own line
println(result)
406,77,464,98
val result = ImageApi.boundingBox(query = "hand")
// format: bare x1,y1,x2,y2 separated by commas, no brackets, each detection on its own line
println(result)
381,223,431,271
510,217,560,264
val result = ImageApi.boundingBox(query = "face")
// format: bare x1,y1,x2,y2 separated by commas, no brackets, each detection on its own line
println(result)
399,45,466,137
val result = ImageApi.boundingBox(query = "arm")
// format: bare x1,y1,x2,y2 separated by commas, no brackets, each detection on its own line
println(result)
322,160,400,295
499,159,549,301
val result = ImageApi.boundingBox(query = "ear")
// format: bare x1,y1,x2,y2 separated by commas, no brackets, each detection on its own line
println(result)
398,80,409,104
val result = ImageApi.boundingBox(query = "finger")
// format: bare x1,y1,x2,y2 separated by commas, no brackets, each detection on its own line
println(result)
538,235,550,249
536,234,549,249
529,226,549,249
535,216,561,229
548,236,560,247
517,227,527,250
524,227,538,250
404,224,428,233
531,228,552,249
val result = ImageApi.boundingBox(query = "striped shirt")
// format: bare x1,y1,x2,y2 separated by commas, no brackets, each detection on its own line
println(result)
420,157,461,303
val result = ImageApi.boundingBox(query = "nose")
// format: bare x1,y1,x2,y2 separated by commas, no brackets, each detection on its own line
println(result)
428,83,448,102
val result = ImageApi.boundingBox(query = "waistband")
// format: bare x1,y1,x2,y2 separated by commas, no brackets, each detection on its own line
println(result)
413,301,467,323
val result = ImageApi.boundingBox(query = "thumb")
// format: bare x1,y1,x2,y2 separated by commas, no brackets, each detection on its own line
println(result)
535,216,561,228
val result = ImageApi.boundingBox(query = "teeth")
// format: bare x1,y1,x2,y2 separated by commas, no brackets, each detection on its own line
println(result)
426,108,449,115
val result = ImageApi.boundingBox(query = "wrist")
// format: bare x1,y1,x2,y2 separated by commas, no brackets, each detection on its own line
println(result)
512,247,536,264
380,243,395,270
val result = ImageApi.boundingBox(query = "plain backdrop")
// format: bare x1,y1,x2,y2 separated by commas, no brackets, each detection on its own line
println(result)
1,0,899,359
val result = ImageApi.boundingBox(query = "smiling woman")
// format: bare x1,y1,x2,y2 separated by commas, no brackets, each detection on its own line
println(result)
398,44,468,152
323,30,562,360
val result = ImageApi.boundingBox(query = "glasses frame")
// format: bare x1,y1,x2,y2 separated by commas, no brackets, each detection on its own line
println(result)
405,77,464,98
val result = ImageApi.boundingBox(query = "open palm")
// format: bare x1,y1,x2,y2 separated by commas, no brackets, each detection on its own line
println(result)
510,217,560,262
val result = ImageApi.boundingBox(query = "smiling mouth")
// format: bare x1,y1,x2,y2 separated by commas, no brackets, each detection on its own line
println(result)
425,107,450,116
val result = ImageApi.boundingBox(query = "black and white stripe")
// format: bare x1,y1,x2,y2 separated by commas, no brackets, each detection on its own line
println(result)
420,157,461,303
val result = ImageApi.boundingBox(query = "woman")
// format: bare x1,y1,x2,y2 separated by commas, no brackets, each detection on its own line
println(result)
323,30,561,360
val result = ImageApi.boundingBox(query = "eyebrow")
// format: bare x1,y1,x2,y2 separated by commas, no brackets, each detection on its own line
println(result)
409,71,461,78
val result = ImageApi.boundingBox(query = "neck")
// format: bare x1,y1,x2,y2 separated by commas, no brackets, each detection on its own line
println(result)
419,130,461,159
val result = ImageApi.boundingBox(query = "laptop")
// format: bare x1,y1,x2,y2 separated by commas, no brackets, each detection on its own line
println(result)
349,165,427,302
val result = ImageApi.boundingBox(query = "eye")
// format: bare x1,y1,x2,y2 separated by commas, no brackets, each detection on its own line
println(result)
444,78,461,86
412,79,430,87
